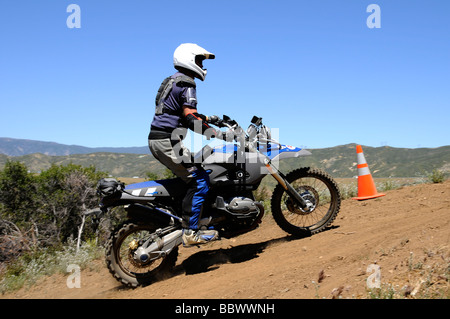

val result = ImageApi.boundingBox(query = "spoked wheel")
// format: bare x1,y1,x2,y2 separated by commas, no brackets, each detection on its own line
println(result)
271,167,341,237
105,221,178,287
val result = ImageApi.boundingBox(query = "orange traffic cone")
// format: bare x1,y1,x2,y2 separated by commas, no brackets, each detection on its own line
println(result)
352,145,385,200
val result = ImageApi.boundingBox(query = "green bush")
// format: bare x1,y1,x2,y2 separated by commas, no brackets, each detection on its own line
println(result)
427,169,446,184
0,161,37,223
0,161,107,264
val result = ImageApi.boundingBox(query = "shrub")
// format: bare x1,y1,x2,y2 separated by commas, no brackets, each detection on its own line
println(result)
0,238,102,293
427,169,446,184
0,161,107,264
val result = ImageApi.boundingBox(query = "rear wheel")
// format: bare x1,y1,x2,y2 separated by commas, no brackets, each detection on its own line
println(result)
105,221,178,287
271,167,341,237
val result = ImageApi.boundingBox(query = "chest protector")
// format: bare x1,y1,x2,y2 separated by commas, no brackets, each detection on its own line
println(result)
155,75,196,115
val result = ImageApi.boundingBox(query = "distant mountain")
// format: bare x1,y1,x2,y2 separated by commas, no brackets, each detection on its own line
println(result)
0,137,148,156
0,138,449,178
0,152,164,178
280,143,450,178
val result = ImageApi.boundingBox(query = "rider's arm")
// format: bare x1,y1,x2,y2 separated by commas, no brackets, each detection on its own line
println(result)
183,106,219,137
181,86,227,139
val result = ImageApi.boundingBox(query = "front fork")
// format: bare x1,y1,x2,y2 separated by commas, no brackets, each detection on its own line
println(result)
264,160,313,212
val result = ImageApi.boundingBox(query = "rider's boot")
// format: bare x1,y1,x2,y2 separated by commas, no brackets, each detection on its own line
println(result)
182,228,219,246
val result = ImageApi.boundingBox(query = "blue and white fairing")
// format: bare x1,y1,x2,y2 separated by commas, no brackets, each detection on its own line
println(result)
123,143,311,196
255,143,311,161
210,143,311,161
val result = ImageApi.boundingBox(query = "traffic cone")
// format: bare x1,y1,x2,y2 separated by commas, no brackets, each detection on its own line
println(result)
352,145,385,200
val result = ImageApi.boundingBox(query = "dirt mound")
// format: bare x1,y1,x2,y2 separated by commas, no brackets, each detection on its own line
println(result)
3,181,449,299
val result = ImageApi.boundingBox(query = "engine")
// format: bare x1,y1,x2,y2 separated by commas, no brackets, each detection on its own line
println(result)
226,197,259,215
212,195,264,224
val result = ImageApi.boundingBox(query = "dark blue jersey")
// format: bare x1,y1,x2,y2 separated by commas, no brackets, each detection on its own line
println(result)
150,72,197,135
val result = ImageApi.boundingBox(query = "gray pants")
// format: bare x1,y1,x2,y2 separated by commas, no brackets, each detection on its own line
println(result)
148,138,210,229
148,138,192,182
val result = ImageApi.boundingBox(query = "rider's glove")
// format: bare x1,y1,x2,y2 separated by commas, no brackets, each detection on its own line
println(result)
208,115,224,127
208,115,219,123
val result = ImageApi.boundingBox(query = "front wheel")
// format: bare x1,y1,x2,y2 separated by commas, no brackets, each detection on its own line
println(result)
271,167,341,237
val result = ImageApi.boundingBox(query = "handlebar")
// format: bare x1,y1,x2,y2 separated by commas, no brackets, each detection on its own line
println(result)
208,114,278,150
207,114,237,129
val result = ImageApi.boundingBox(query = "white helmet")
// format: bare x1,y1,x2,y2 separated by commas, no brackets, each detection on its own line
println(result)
173,43,215,81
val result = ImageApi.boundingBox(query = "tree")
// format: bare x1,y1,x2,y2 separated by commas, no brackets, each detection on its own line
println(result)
0,160,37,223
145,171,160,181
36,163,106,244
0,161,107,264
163,168,176,179
0,161,39,262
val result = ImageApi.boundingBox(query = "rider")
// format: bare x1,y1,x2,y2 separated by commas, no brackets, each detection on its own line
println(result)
148,43,230,246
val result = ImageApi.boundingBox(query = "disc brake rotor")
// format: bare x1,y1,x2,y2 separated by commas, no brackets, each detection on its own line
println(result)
285,185,320,215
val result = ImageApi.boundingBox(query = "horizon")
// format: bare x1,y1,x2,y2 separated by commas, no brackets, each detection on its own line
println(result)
1,136,449,153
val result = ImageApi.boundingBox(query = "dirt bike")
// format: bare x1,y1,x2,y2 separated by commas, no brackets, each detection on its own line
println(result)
90,115,341,287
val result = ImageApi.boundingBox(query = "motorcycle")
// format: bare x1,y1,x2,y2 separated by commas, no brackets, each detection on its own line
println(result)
91,115,341,287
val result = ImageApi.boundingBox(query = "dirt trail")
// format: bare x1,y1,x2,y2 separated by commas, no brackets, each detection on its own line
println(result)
3,181,450,299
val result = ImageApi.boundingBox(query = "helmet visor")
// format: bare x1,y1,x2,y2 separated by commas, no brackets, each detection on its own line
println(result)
195,53,215,70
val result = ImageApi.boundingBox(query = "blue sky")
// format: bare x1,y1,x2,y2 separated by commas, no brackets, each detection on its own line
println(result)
1,0,449,150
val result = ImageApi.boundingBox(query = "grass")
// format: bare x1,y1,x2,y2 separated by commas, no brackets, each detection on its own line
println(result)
336,174,448,201
0,238,103,294
366,248,449,299
336,177,420,200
